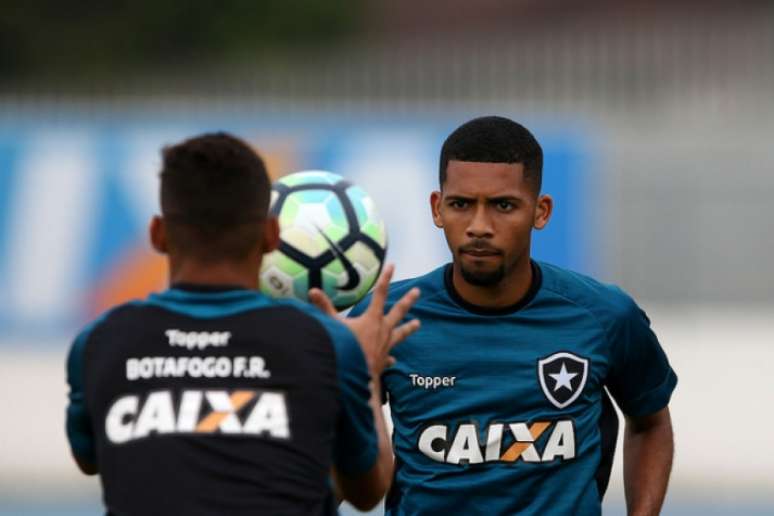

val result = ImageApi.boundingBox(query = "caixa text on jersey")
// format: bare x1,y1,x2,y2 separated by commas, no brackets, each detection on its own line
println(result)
418,420,575,465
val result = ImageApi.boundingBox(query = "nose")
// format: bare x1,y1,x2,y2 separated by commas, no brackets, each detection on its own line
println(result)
466,204,493,238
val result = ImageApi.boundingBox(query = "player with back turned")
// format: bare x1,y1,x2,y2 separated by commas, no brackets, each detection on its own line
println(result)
320,116,678,515
65,132,420,515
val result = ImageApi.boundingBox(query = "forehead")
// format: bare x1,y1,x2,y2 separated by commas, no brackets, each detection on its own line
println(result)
443,160,529,196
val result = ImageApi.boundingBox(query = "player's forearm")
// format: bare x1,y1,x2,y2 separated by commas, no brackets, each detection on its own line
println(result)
369,377,394,492
337,377,394,510
623,408,673,516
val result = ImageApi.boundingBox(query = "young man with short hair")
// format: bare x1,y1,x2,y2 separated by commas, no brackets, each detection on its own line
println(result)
66,132,420,515
330,116,677,515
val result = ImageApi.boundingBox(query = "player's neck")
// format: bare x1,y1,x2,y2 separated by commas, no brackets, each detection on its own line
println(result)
167,255,260,291
451,258,533,309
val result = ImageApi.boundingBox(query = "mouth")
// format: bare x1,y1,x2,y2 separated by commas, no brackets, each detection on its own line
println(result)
459,247,502,258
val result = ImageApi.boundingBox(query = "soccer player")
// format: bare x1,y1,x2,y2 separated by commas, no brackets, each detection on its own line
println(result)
319,116,677,515
65,132,420,515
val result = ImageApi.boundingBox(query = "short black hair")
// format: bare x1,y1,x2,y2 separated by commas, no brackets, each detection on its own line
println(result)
439,116,543,193
160,132,271,262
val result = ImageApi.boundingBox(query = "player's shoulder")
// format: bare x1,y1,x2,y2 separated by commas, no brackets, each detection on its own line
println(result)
77,290,328,343
275,298,368,378
537,261,639,323
69,300,146,366
75,300,146,342
349,265,447,315
212,296,369,383
270,296,361,350
388,265,447,300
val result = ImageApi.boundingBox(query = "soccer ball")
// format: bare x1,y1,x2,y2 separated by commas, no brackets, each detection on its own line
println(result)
259,170,387,310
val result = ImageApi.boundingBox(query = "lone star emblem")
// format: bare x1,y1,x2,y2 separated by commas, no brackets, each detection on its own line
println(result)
538,352,589,409
549,363,578,392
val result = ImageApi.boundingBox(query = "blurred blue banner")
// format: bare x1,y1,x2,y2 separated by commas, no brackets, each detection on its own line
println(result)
0,115,592,340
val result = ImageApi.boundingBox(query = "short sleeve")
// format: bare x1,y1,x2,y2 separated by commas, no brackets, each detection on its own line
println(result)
317,316,378,476
606,300,678,418
66,326,97,463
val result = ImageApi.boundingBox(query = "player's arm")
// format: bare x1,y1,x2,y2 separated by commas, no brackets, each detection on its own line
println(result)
311,264,420,509
623,407,673,516
73,456,98,475
606,295,677,515
333,375,394,510
66,328,99,476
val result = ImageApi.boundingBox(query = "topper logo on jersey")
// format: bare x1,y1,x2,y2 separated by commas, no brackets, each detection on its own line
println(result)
538,351,589,409
166,329,231,350
418,420,575,465
105,389,289,444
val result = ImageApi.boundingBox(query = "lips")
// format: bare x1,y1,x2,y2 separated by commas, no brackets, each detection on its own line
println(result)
459,245,501,257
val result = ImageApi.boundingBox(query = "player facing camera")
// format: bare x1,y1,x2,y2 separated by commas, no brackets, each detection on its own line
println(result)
433,116,552,297
65,131,420,515
348,116,676,516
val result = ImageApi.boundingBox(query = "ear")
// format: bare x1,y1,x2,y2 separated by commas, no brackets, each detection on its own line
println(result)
534,194,553,230
262,216,280,253
149,215,168,254
430,191,443,228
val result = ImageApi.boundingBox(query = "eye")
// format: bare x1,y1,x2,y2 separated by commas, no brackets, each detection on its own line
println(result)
496,200,514,211
449,199,468,209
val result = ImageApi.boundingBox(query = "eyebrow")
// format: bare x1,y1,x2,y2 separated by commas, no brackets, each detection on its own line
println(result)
487,196,522,203
444,194,523,203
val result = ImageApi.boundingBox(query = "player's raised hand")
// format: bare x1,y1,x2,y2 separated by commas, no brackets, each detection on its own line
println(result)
309,264,420,375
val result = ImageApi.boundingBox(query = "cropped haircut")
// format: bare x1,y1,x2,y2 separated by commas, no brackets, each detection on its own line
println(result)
439,116,543,194
160,132,271,262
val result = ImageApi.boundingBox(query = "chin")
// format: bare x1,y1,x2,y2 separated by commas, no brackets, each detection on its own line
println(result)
459,264,506,287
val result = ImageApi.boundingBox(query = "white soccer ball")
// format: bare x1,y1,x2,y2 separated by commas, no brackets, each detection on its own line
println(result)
259,170,387,310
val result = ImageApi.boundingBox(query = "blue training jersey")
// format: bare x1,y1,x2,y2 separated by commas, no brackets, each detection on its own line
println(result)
66,285,377,516
349,261,677,516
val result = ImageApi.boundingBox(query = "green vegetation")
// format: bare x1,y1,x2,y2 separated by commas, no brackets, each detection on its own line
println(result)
0,1,363,83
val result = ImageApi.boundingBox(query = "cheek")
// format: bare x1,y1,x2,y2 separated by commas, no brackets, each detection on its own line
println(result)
439,210,463,229
439,215,467,245
441,221,463,244
496,215,533,246
514,209,538,230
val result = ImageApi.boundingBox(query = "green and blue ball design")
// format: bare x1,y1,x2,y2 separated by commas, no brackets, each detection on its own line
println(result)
260,170,387,310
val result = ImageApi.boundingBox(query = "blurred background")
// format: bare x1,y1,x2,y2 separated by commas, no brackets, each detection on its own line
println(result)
1,1,773,514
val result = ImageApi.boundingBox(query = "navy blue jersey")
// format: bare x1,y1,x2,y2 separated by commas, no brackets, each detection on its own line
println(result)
66,285,376,516
349,262,677,516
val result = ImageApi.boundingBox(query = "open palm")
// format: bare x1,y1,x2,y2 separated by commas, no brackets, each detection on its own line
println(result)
309,264,420,376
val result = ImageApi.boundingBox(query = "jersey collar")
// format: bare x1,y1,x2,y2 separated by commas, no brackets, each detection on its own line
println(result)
170,283,251,293
443,260,542,316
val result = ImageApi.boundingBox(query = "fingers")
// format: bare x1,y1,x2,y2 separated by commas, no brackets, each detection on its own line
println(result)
366,263,394,317
389,319,421,348
384,287,420,329
308,288,338,316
